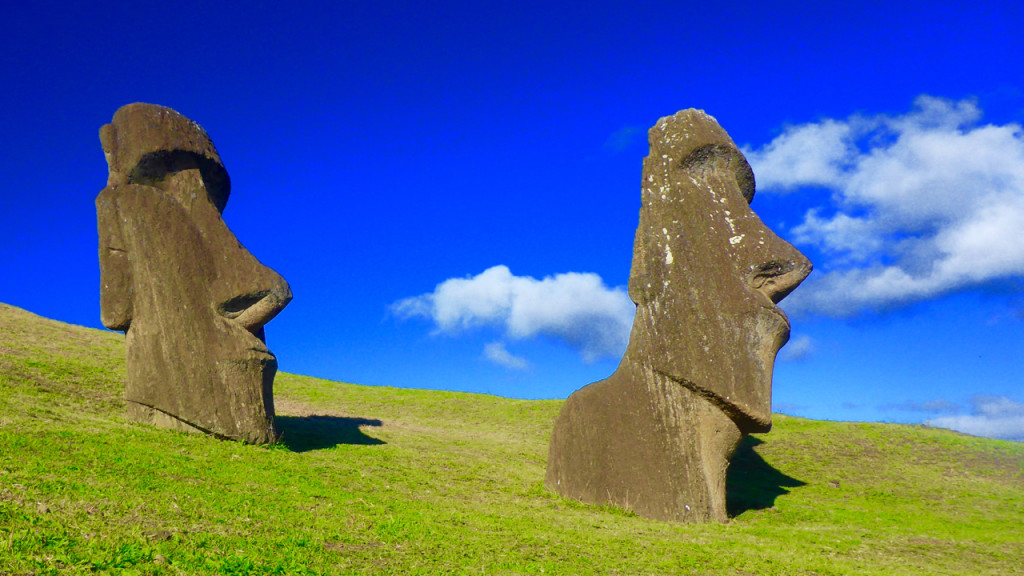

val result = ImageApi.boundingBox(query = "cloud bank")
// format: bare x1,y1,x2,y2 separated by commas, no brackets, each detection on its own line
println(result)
392,265,635,364
926,396,1024,442
746,96,1024,316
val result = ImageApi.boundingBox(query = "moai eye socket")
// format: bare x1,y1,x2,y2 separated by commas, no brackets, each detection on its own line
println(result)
128,151,231,213
678,143,756,204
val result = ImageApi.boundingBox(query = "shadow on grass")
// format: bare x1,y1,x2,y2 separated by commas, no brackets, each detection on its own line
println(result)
275,415,385,452
726,436,805,517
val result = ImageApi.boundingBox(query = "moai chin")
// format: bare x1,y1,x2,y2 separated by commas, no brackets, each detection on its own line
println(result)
545,109,811,522
96,103,292,444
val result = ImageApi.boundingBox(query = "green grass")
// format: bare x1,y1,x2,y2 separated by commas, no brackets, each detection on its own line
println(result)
0,301,1022,575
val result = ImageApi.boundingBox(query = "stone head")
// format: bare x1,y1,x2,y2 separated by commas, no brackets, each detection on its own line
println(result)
96,103,291,443
624,110,811,433
100,103,231,213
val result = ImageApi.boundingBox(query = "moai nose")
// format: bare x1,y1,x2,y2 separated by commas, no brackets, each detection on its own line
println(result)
750,237,813,305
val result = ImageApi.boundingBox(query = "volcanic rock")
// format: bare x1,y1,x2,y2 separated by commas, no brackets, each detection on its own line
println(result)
545,109,811,522
96,103,291,444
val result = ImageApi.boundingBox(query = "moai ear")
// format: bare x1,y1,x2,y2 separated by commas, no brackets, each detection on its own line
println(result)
96,188,133,331
628,227,652,306
99,123,116,157
99,123,124,187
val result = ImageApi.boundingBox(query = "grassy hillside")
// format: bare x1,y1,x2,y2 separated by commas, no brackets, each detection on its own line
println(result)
0,302,1021,575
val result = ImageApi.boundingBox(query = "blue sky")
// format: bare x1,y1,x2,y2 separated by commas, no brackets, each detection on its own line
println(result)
2,1,1022,441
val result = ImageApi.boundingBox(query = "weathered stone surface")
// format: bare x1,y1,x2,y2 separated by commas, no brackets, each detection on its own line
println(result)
545,109,811,522
96,103,291,444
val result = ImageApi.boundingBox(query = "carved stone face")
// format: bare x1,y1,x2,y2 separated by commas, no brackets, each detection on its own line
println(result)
626,111,811,433
97,103,291,443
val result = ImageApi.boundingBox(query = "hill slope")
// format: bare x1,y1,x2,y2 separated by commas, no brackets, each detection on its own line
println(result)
0,302,1021,575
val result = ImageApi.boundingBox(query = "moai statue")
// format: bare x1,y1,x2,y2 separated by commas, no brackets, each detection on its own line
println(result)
545,109,811,522
96,103,292,444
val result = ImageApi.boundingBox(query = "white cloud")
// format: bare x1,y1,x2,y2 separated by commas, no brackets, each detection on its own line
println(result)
792,210,883,263
744,118,859,190
603,125,645,153
926,396,1024,442
392,265,635,362
780,334,814,362
747,95,1024,316
482,341,529,370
